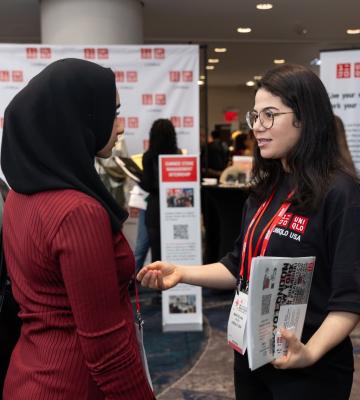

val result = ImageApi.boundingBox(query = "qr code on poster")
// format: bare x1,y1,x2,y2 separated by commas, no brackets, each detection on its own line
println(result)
261,294,271,315
173,224,189,239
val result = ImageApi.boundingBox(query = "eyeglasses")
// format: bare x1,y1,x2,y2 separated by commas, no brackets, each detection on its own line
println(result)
246,108,294,130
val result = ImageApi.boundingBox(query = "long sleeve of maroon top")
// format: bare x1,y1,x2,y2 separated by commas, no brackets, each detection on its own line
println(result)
3,190,154,400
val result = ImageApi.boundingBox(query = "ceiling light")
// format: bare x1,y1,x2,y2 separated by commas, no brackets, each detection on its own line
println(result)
214,48,227,53
206,65,215,70
198,80,205,85
254,75,262,80
256,3,273,10
273,59,285,64
246,80,255,87
347,28,360,35
237,27,252,33
208,58,220,63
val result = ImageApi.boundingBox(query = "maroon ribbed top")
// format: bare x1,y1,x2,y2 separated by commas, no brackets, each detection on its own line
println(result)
2,189,154,400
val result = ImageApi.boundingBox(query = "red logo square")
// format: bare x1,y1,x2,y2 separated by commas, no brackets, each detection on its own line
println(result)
84,48,96,59
115,71,124,82
154,48,165,59
117,117,126,128
171,116,181,128
182,71,193,82
12,70,23,82
141,48,152,59
0,117,3,129
183,116,194,128
40,48,51,59
355,63,360,78
143,139,149,151
128,117,139,129
0,71,10,82
290,215,309,234
336,63,351,79
155,94,166,105
142,94,153,105
126,71,138,82
26,47,38,59
97,48,109,59
169,71,181,82
277,212,292,228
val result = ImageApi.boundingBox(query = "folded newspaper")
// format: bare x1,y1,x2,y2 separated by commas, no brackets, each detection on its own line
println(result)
246,256,315,370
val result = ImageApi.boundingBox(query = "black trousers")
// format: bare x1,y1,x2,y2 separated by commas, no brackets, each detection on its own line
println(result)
234,341,354,400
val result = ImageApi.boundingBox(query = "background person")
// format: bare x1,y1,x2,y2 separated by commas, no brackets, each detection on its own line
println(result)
1,58,155,399
137,64,360,400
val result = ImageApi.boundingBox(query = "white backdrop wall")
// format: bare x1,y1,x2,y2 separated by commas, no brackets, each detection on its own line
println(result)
0,44,199,172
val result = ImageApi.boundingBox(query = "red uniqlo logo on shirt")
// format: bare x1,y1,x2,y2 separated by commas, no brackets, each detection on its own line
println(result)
142,94,153,105
40,48,51,59
182,71,193,82
26,47,38,59
97,48,109,59
154,48,165,59
169,71,181,82
183,116,194,127
0,118,3,129
355,63,360,78
141,48,152,59
126,71,138,82
12,71,23,82
290,215,309,234
162,156,197,182
155,94,166,105
115,71,124,82
171,116,181,128
0,71,10,82
128,117,139,129
336,63,351,78
84,48,96,59
277,213,293,228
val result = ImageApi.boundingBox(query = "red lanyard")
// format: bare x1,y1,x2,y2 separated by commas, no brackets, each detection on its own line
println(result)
239,190,294,283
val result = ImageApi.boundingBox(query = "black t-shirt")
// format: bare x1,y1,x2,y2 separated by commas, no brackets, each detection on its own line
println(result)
221,172,360,350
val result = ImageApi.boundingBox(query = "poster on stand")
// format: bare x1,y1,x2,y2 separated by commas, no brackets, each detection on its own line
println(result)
159,155,202,332
320,49,360,170
0,44,199,179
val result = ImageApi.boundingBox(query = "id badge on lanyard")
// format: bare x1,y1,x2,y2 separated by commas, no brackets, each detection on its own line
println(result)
227,190,294,356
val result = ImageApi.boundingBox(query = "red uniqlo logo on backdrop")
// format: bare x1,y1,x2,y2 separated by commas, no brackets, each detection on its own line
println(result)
141,48,152,59
128,117,139,129
0,118,3,129
154,48,165,59
171,116,181,128
26,47,38,59
126,71,138,82
40,48,51,59
336,63,351,78
117,117,126,128
277,213,293,228
169,71,181,82
143,139,149,150
162,157,197,182
84,48,96,59
0,71,10,82
290,215,309,234
115,71,125,82
12,71,23,82
182,71,193,82
97,48,109,59
155,94,166,105
355,63,360,78
183,116,194,127
142,94,153,105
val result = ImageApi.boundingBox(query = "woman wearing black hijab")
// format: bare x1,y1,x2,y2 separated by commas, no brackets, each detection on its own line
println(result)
1,59,155,400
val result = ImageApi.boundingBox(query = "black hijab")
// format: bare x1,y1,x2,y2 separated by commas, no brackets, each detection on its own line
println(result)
1,58,127,232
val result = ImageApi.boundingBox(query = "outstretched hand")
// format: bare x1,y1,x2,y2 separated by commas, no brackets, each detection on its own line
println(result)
271,328,315,369
136,261,182,290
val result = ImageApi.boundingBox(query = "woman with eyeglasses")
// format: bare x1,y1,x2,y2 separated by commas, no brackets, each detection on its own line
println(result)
137,64,360,400
1,59,155,400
